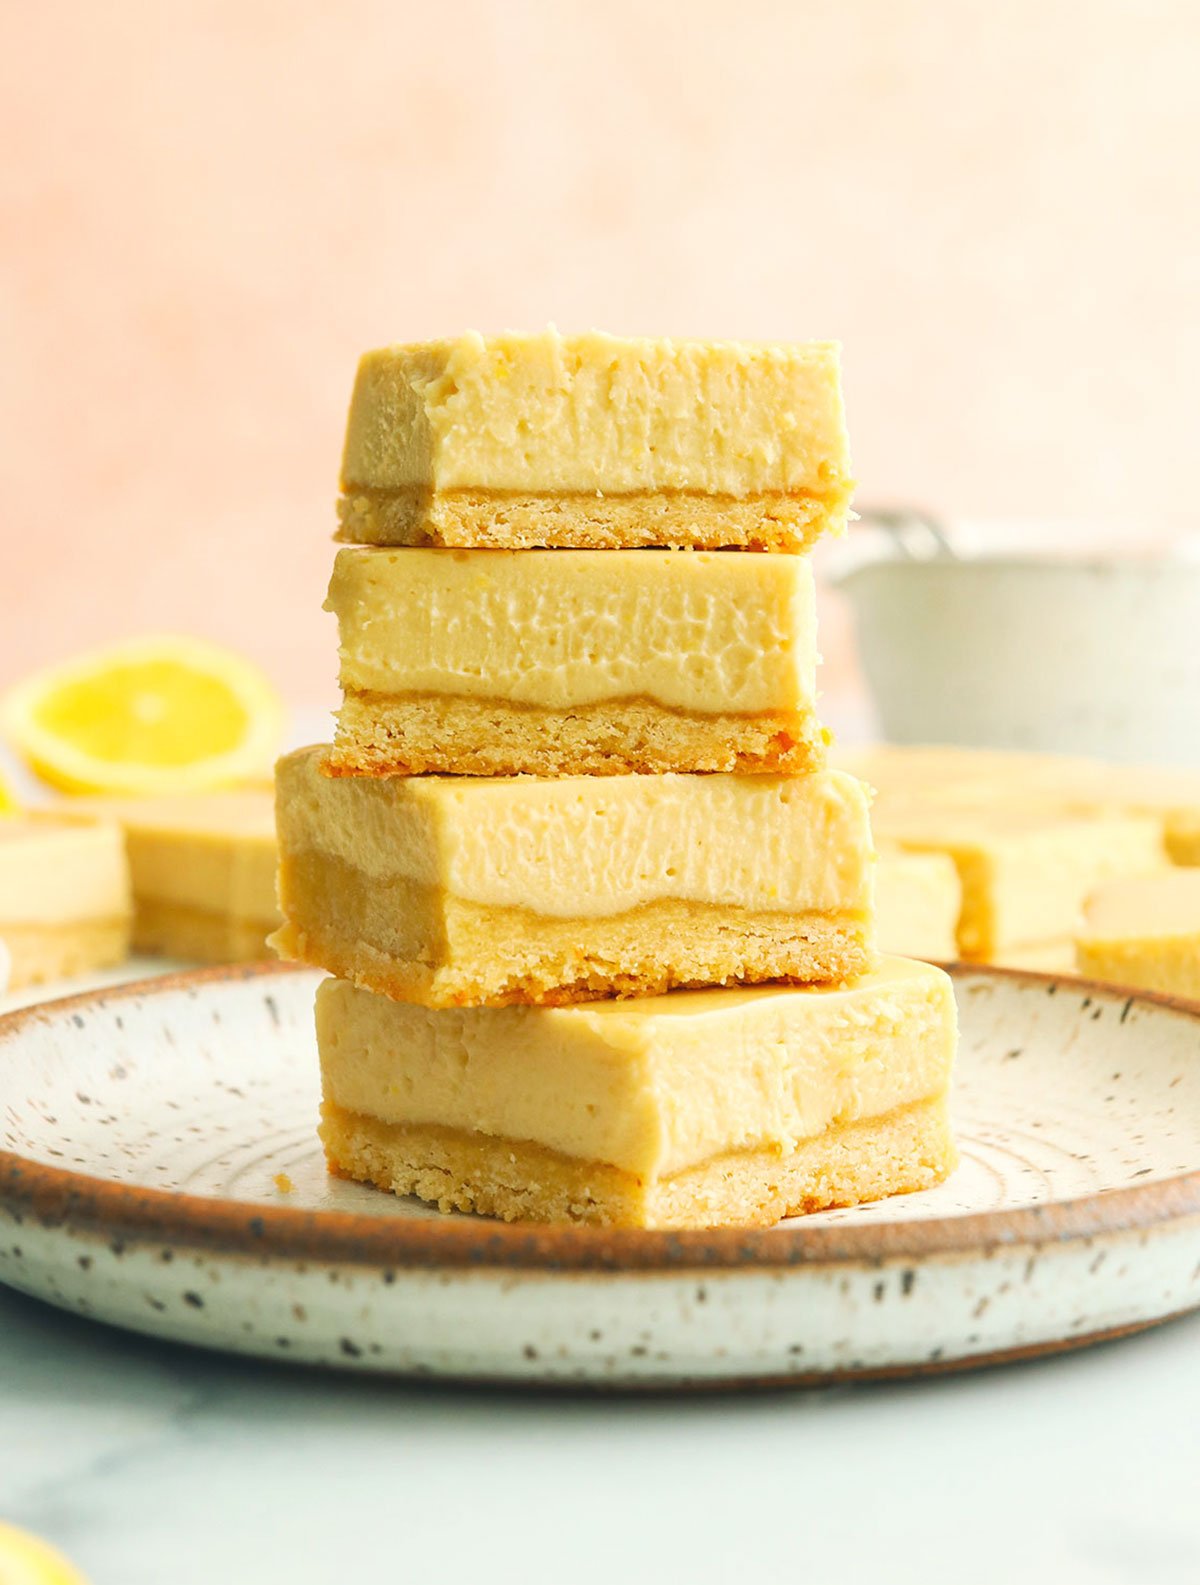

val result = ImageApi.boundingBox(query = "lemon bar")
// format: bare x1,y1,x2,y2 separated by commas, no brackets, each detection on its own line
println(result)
1087,766,1200,868
1076,869,1200,997
66,790,279,962
337,331,853,551
875,847,961,960
872,805,1165,960
325,547,824,777
272,746,875,1007
988,940,1078,974
317,955,957,1228
837,743,1200,864
0,816,131,988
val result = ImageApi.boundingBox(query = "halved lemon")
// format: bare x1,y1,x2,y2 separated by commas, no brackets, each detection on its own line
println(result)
2,636,284,796
0,766,18,814
0,1522,91,1584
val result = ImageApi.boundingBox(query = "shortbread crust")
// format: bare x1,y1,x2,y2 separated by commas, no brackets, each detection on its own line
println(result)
322,1095,954,1229
337,486,838,553
329,694,827,778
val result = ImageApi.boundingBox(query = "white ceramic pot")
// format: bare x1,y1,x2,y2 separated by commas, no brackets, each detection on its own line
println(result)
828,523,1200,766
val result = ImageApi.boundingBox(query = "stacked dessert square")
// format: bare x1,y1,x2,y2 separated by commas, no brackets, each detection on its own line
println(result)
272,331,959,1228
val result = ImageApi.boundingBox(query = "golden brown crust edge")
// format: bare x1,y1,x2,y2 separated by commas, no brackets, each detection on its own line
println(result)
320,1094,956,1229
335,484,851,551
325,693,829,778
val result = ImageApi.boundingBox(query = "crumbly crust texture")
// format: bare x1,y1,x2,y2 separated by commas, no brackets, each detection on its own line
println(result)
320,1094,955,1229
1075,937,1200,999
133,899,276,965
270,853,874,1008
327,692,828,778
335,486,847,552
2,916,130,990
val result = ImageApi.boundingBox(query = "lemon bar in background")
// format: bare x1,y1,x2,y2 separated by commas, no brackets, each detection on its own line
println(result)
317,955,957,1229
988,941,1078,974
836,743,1200,867
1085,766,1200,867
875,847,961,961
1168,812,1200,867
65,791,278,963
834,744,1103,806
872,805,1166,960
337,331,853,552
1076,870,1200,998
0,816,130,988
272,746,876,1007
325,547,825,777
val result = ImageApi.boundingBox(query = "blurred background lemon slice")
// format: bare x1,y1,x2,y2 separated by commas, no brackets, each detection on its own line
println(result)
1,636,283,796
0,1522,91,1584
0,766,18,814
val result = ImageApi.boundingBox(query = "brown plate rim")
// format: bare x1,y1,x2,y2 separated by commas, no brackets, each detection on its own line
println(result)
2,959,1199,1274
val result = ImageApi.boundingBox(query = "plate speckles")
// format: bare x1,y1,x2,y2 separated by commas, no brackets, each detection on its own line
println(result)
0,961,1199,1387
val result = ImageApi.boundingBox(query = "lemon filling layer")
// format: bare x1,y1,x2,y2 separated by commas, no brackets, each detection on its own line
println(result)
340,330,852,500
327,546,818,714
275,747,875,919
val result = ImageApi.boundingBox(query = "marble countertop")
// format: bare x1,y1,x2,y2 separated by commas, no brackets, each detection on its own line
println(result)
2,951,1199,1583
1,1278,1198,1585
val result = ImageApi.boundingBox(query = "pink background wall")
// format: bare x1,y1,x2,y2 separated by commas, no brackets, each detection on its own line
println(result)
3,1,1197,706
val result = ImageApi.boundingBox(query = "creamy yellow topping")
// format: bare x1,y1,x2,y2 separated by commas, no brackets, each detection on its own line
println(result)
0,816,130,925
1081,868,1200,943
277,747,874,920
317,957,957,1178
327,547,817,713
875,848,961,960
340,330,851,498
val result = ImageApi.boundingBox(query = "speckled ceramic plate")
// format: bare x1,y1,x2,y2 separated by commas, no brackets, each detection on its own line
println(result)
1,961,1199,1388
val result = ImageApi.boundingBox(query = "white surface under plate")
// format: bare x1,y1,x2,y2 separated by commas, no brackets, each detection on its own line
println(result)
0,961,1198,1388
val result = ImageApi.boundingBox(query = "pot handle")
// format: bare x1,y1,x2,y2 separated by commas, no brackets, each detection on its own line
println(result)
854,506,956,562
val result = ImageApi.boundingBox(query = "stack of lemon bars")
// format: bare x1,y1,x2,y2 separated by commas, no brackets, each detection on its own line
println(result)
271,331,959,1229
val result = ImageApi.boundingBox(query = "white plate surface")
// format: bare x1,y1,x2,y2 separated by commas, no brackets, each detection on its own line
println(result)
1,962,1198,1387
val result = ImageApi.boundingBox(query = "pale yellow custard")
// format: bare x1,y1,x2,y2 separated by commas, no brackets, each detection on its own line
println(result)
835,743,1200,865
272,745,876,1006
875,847,961,961
325,546,823,776
337,330,853,551
317,955,958,1227
872,804,1165,960
0,815,131,988
65,790,278,963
